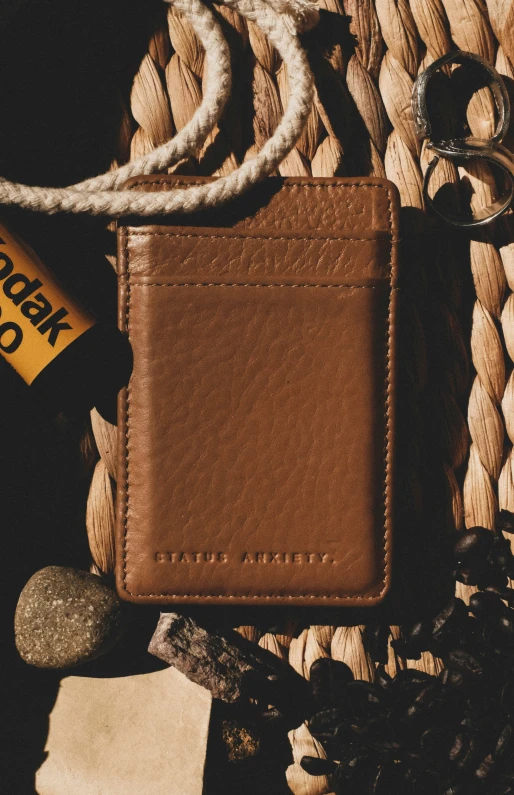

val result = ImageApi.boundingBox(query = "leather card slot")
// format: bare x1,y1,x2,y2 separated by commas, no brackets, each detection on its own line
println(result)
115,177,398,606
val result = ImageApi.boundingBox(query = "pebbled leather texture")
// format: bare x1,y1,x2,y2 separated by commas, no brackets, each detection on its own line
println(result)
116,176,399,606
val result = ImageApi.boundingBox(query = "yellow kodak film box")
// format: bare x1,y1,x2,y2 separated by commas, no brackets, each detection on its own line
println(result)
0,222,95,384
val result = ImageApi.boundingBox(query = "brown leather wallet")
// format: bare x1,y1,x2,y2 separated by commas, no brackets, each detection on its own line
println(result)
116,176,399,606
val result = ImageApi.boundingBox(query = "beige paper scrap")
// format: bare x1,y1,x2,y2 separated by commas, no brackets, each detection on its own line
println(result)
36,666,211,795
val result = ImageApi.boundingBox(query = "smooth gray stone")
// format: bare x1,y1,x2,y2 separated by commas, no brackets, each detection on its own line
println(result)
15,566,125,669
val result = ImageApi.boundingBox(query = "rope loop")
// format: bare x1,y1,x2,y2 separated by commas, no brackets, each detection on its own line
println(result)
0,0,317,217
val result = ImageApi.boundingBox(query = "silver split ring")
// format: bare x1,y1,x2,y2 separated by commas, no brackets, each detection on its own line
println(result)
412,50,513,228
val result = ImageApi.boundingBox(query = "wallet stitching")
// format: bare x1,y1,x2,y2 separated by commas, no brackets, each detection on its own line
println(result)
127,179,394,199
127,232,397,244
121,180,395,601
133,283,379,289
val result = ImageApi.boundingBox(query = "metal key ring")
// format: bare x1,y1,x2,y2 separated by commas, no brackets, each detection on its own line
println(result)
412,50,514,228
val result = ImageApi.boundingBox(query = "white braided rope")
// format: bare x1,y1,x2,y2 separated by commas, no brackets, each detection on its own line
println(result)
0,0,316,217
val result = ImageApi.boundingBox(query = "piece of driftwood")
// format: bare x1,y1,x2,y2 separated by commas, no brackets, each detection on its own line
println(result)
149,613,311,721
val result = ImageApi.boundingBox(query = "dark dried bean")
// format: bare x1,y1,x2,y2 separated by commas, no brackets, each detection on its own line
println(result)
309,658,353,711
476,570,509,591
498,510,514,534
440,667,465,688
449,730,469,763
375,666,392,691
450,730,477,770
372,763,406,794
461,560,505,588
333,718,358,743
490,534,514,571
346,680,383,703
344,721,370,740
501,680,514,716
394,621,432,660
497,611,514,635
455,567,482,586
484,583,507,596
335,747,380,786
454,527,494,561
393,669,435,688
492,532,513,554
491,549,513,571
392,636,422,660
313,736,341,759
432,598,468,638
374,736,401,754
260,707,283,723
346,681,386,721
447,649,484,679
391,674,436,720
407,620,431,647
308,708,344,735
469,590,506,618
362,623,390,665
470,615,502,648
406,682,443,718
300,755,338,776
474,753,495,780
495,724,513,760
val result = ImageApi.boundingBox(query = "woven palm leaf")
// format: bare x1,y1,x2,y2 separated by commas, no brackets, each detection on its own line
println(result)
84,2,514,792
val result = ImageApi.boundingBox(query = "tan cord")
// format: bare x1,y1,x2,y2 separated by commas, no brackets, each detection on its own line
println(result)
0,0,316,217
